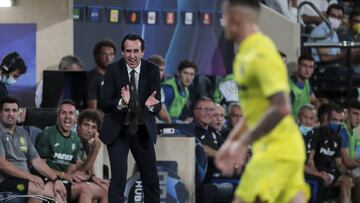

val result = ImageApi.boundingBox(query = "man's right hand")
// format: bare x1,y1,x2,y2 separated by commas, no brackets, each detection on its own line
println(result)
121,85,130,105
320,171,332,186
29,175,45,190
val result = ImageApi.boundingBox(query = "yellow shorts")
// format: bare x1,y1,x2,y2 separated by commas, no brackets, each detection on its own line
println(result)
235,157,310,203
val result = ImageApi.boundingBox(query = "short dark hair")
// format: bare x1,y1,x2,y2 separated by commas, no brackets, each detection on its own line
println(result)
192,96,213,112
58,99,76,110
317,103,334,122
177,60,197,73
326,4,344,16
226,0,260,10
298,54,314,64
328,104,343,120
78,109,102,129
347,100,360,111
121,33,145,52
0,52,27,75
0,96,19,110
148,55,165,67
93,39,117,63
350,8,360,22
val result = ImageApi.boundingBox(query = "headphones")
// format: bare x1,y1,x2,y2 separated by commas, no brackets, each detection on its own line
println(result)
0,52,21,73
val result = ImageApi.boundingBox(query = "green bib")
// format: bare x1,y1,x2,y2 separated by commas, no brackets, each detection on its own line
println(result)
290,78,311,117
162,78,189,118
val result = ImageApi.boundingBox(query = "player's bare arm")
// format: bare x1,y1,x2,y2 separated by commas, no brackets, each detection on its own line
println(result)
241,92,291,145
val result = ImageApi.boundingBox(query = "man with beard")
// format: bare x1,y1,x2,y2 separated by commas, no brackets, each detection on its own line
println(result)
87,40,116,109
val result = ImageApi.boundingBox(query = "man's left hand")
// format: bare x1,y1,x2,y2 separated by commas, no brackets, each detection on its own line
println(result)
92,176,110,190
145,91,159,108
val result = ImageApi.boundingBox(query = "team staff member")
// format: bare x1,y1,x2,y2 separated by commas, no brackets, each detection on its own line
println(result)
36,100,96,203
162,60,197,120
87,40,116,109
0,96,66,203
290,55,318,117
0,52,27,100
101,33,162,203
215,0,309,203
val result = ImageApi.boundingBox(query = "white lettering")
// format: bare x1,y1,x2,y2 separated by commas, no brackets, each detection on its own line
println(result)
319,148,336,156
54,153,73,161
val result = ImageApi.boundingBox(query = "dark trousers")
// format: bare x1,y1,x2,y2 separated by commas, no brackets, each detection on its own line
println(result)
107,125,160,203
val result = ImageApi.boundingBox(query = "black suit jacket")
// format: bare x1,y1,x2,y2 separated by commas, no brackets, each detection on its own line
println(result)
100,58,162,145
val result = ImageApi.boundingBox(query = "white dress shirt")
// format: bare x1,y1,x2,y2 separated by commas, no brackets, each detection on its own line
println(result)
117,62,155,112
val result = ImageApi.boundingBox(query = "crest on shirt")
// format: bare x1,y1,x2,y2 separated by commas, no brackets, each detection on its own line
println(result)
16,184,25,192
19,136,27,152
72,143,76,151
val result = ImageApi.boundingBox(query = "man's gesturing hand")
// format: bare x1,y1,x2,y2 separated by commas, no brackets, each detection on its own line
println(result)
145,91,159,108
121,85,130,105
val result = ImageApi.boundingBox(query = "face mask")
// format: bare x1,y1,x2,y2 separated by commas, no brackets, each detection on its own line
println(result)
2,75,16,86
329,122,342,133
329,17,341,30
353,23,360,35
299,125,312,136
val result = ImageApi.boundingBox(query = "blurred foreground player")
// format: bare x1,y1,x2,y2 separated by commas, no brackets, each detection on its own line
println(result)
215,0,310,203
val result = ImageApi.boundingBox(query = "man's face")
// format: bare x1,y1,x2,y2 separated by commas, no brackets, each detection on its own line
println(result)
328,8,343,27
210,106,225,131
78,119,98,141
159,65,165,80
194,101,215,127
57,104,76,133
0,103,19,128
299,109,316,127
330,110,345,123
222,2,243,40
297,59,315,80
123,40,144,69
229,106,243,128
351,15,360,27
7,69,22,80
96,46,115,69
178,68,195,87
348,108,360,128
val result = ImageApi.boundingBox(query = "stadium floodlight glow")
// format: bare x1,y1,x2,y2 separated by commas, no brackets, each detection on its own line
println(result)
0,0,13,7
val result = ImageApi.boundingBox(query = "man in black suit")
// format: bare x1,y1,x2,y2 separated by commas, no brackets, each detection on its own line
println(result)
100,33,161,203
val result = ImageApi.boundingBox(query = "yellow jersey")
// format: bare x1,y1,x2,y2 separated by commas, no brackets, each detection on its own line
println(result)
233,32,305,162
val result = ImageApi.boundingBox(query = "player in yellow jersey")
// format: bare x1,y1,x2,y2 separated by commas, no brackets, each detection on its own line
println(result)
215,0,310,203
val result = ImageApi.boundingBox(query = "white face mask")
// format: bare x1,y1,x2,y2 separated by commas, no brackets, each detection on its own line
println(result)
329,17,341,30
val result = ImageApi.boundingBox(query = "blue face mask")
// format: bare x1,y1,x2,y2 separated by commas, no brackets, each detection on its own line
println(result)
2,75,16,86
329,122,342,133
299,125,312,136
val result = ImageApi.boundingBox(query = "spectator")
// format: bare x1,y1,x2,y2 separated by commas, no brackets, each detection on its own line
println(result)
0,96,66,203
87,40,116,109
317,103,334,126
307,105,353,203
310,4,347,63
35,55,83,107
290,55,318,117
299,0,338,25
227,102,243,130
76,109,108,202
35,100,95,203
162,60,197,120
0,52,27,100
192,97,225,180
210,103,229,139
339,8,360,42
212,74,239,106
148,55,171,123
277,0,298,23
